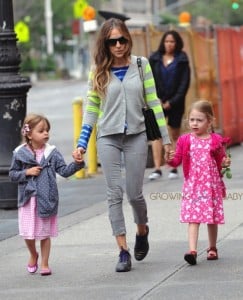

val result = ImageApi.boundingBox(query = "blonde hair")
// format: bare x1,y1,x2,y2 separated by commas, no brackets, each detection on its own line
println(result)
188,100,215,132
22,113,50,144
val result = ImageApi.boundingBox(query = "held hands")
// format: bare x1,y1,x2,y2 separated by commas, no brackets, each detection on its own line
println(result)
167,150,175,161
26,166,42,177
164,144,174,161
72,147,85,164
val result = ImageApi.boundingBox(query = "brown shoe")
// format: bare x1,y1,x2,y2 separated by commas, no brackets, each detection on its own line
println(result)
207,247,218,260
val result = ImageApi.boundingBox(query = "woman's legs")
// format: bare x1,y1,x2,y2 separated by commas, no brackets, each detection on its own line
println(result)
115,235,128,250
123,132,148,227
168,126,180,179
148,139,163,180
97,134,132,272
123,133,149,261
97,135,126,243
97,133,148,271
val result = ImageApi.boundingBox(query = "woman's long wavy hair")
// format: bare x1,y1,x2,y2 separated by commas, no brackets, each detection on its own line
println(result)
93,18,132,97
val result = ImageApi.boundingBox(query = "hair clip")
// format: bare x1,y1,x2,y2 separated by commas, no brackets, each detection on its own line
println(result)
22,123,30,136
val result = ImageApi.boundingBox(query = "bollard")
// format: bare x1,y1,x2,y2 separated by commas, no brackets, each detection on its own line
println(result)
87,125,97,175
72,97,86,178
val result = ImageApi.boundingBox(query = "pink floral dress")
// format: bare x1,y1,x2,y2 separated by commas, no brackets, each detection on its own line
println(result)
18,147,58,240
180,134,225,224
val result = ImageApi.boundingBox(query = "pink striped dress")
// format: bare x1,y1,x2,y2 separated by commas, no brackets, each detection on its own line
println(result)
18,146,58,240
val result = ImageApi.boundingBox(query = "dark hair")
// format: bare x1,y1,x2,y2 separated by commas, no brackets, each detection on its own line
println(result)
157,30,184,55
93,18,132,97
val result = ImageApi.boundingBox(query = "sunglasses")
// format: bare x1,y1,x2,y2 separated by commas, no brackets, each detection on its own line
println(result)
106,36,128,47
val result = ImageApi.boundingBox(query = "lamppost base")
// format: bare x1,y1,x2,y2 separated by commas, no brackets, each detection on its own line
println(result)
0,177,18,209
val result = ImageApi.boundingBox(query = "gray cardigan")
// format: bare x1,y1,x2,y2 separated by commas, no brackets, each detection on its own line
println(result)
82,55,171,145
9,143,84,217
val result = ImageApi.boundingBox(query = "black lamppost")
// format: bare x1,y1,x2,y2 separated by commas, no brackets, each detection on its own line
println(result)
0,0,31,208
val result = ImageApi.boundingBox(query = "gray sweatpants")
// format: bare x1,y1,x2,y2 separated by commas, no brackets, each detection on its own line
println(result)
97,132,148,236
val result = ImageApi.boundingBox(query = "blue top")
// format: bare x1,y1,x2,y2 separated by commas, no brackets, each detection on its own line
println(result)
160,56,178,99
111,66,129,81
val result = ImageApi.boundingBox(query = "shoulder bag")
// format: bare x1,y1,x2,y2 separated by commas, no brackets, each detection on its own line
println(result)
137,57,161,141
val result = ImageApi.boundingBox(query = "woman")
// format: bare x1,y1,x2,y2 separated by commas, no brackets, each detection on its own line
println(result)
148,30,190,180
73,18,171,272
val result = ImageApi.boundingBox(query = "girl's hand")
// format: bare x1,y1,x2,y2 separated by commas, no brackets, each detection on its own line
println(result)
164,144,172,161
26,166,42,177
168,150,175,161
221,154,232,179
72,148,85,163
222,156,231,168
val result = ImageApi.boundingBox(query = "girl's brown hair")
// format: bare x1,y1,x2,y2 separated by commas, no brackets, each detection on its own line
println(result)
22,113,50,144
188,100,215,132
92,18,132,97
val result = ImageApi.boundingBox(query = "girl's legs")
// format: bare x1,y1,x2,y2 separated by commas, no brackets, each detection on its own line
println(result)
184,223,200,265
40,238,51,269
25,239,38,266
207,224,218,248
207,224,218,259
188,223,200,251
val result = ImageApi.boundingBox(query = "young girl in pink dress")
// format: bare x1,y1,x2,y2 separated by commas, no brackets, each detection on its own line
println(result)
9,114,84,275
166,100,231,265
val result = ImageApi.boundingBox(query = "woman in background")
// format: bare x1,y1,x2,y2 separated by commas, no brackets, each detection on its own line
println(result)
148,30,190,180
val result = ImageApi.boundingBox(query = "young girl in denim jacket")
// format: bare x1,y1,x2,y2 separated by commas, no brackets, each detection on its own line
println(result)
9,114,84,275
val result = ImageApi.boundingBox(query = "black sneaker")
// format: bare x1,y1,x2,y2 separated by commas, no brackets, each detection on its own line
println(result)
115,247,132,272
134,225,149,261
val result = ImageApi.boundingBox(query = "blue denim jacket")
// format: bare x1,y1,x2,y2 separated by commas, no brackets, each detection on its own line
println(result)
9,143,84,217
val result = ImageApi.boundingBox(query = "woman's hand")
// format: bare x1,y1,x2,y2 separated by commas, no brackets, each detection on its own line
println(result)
162,101,171,110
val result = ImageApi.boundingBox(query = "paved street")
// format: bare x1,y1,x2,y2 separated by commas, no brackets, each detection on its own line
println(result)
0,80,242,299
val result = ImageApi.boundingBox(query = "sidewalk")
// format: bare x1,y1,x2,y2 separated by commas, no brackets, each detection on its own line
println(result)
0,145,242,300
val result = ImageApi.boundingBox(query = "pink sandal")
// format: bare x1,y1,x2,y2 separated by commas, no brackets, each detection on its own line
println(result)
27,253,39,274
40,268,52,276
